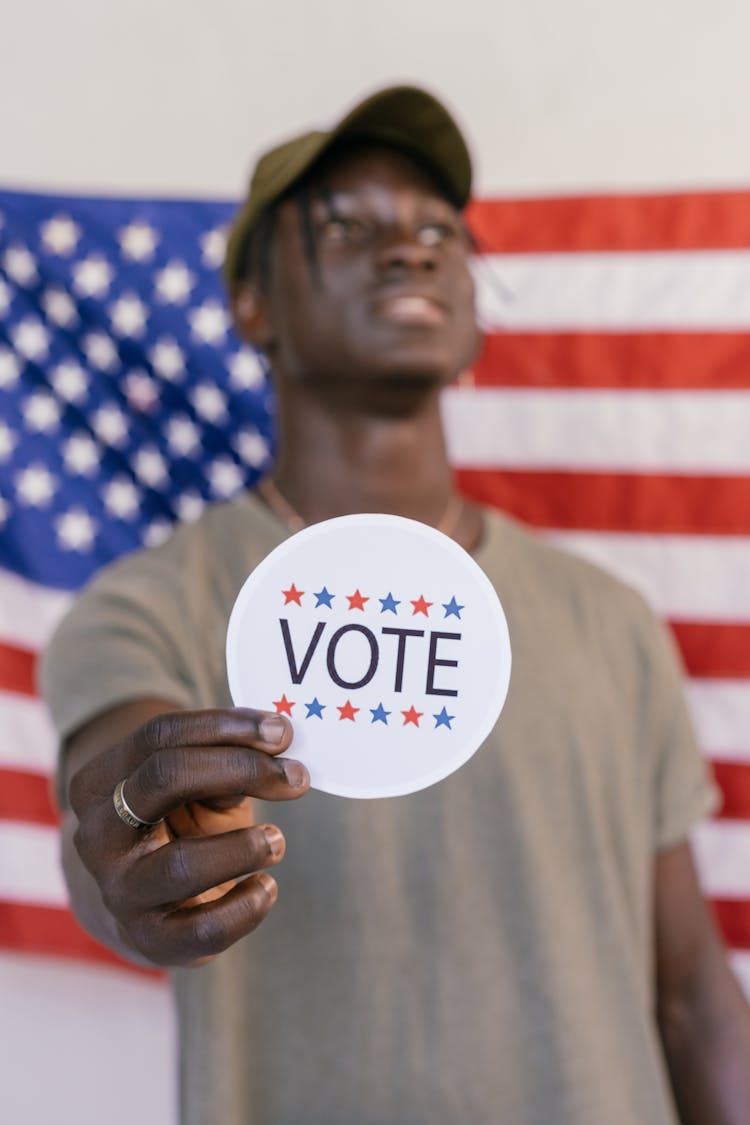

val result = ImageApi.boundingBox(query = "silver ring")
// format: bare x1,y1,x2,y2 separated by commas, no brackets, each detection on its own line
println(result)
113,779,162,831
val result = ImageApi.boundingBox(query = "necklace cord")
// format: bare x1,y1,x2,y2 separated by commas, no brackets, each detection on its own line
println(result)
256,477,464,539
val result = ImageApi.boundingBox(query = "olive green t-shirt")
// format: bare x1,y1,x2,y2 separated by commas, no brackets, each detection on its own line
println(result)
41,496,717,1125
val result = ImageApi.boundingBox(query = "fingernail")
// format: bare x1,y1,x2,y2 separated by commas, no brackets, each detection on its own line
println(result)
260,716,286,746
262,825,285,858
256,872,278,901
283,760,308,788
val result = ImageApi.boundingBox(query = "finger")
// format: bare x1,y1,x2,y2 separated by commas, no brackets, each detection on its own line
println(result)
128,872,279,966
133,708,293,757
69,708,294,814
121,824,286,911
118,744,309,825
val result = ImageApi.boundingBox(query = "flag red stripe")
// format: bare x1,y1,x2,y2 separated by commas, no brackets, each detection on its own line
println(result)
457,469,750,536
711,899,750,951
0,899,164,976
710,762,750,822
468,332,750,390
670,623,750,680
0,769,59,826
0,641,36,697
467,191,750,253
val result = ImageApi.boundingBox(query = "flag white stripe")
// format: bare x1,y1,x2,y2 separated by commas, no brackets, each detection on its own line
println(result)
730,952,750,1001
0,952,176,1125
0,821,68,905
474,250,750,329
443,387,750,473
693,818,750,898
0,567,71,651
688,681,750,761
545,531,750,623
0,692,57,774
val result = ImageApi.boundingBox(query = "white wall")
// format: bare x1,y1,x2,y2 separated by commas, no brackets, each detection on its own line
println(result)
3,0,750,197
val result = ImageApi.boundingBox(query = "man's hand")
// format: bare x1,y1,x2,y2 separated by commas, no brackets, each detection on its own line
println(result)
61,702,309,967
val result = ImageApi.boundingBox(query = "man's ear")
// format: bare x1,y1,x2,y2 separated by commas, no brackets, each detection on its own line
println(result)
232,283,274,350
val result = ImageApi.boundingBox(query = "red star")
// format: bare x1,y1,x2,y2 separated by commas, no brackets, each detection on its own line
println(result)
337,699,360,721
402,705,423,727
410,595,433,617
273,694,295,716
282,583,304,605
346,588,369,611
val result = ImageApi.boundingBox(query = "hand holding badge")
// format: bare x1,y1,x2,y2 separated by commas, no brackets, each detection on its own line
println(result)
226,514,511,798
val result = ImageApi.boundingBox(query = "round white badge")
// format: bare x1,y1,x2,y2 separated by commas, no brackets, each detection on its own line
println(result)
226,513,511,799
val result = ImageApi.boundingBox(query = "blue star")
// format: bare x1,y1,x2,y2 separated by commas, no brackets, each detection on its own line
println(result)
305,697,326,719
379,592,400,614
433,707,455,730
314,586,335,608
442,596,464,619
370,703,391,724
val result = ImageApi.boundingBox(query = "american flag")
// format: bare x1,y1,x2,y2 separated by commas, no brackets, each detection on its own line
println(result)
1,185,749,1117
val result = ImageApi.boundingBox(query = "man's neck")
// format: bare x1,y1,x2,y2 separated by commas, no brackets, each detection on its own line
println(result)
267,379,482,550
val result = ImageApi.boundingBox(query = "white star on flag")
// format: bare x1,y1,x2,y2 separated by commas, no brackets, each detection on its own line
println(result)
123,371,159,413
63,433,100,475
109,293,149,337
40,214,81,256
133,446,168,487
165,416,201,456
2,245,38,287
154,260,195,304
149,338,185,381
23,393,61,433
91,404,129,447
0,278,10,316
55,508,97,551
207,457,244,497
15,464,58,507
228,348,265,390
234,428,270,468
11,319,50,361
200,227,226,267
50,361,89,403
0,422,17,461
72,255,114,298
83,331,119,371
41,286,79,328
175,490,205,522
0,348,21,389
102,477,141,519
143,518,173,548
189,300,230,345
190,382,227,423
119,220,159,262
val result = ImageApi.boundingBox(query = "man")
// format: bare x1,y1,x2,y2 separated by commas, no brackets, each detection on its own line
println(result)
41,86,750,1124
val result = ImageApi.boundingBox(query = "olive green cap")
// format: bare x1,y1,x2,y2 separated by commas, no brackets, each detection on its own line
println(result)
224,84,473,290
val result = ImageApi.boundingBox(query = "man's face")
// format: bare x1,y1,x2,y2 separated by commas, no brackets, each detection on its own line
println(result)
248,145,481,399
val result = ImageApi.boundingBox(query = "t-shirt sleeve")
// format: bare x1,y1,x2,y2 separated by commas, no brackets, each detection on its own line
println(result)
631,595,721,850
39,549,199,746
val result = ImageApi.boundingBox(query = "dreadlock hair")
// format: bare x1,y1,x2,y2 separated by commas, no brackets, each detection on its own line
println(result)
233,176,329,292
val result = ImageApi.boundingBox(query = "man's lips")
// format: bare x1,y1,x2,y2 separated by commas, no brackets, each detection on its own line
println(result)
372,293,447,325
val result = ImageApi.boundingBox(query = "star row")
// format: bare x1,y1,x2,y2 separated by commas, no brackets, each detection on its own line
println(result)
281,584,464,619
3,309,266,362
272,694,455,729
3,219,226,277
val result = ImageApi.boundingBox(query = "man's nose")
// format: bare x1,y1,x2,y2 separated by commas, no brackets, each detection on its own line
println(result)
374,227,438,273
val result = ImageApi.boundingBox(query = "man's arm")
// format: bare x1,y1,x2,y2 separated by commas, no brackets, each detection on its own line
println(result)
655,840,750,1123
59,699,309,967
